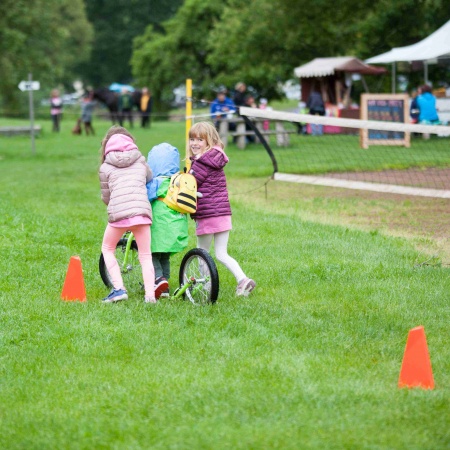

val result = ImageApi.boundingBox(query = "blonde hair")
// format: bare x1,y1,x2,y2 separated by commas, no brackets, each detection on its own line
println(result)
99,125,135,163
187,121,224,159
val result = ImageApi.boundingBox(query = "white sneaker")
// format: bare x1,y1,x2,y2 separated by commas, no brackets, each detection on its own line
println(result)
236,278,256,297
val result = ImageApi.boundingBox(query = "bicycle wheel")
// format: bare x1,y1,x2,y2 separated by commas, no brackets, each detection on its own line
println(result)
179,248,219,305
99,237,142,290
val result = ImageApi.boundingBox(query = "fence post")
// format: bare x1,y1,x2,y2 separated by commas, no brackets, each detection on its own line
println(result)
255,120,264,144
276,121,290,147
185,79,192,170
236,121,246,149
219,120,229,147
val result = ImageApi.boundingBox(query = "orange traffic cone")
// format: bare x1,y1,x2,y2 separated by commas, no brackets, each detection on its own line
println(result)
61,256,87,302
398,326,434,389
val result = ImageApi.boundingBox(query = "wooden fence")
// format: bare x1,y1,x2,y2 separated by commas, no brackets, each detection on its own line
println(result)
217,117,296,149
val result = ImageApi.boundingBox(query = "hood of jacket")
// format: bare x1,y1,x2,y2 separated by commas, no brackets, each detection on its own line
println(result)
105,134,137,155
146,143,180,201
105,149,143,168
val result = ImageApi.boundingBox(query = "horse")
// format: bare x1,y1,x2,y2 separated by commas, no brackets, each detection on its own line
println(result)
93,88,143,125
93,88,120,124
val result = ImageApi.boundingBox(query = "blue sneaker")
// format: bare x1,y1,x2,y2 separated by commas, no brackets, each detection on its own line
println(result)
102,288,128,303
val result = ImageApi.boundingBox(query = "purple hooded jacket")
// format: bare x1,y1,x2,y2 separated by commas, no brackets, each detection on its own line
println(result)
190,146,232,220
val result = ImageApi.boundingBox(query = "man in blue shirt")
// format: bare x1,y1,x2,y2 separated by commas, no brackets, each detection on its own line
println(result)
210,88,236,130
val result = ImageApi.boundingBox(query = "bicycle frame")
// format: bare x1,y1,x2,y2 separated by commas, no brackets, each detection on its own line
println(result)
172,275,211,303
120,232,206,301
121,231,135,274
172,277,195,300
101,231,218,304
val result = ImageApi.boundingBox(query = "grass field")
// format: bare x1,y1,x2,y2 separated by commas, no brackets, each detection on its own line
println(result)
0,118,449,449
270,129,450,174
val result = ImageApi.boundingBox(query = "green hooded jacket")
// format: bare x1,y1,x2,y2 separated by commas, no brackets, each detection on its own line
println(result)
151,177,188,254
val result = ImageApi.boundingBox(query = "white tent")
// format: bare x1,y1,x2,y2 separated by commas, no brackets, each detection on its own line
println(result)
366,20,450,64
366,20,450,91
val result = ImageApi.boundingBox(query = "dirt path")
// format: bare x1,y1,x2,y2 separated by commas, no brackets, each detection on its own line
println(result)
326,167,450,190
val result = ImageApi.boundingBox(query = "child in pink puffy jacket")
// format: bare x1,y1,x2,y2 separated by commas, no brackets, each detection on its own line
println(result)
99,125,167,304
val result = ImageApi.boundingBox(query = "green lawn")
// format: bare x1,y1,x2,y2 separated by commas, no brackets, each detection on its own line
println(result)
0,118,449,449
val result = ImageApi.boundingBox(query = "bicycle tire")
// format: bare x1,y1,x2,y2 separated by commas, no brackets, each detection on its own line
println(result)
99,238,142,290
179,248,219,305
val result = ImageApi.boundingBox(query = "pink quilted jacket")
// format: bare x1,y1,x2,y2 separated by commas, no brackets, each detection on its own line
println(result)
99,149,152,223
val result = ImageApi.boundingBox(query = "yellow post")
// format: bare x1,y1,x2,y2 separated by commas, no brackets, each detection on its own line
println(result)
185,79,192,170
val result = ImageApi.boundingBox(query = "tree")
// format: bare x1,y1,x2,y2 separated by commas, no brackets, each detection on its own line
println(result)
350,0,450,92
131,0,226,110
0,0,93,112
350,0,449,58
131,0,450,109
207,0,380,97
132,0,382,104
76,0,183,87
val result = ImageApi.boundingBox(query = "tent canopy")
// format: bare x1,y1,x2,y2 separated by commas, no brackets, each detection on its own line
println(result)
366,20,450,64
294,57,386,78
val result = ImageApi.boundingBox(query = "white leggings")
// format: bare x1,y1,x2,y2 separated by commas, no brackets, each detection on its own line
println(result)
197,231,245,282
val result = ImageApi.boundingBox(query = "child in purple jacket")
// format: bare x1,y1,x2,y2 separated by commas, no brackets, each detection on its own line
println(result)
188,121,255,297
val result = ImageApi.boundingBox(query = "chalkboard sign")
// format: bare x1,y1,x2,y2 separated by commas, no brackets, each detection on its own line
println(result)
360,94,410,149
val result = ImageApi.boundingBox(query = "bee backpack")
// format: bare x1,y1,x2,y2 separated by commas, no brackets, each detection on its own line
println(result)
162,169,197,214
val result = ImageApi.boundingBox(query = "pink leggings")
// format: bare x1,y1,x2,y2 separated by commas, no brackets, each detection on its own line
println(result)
101,224,155,298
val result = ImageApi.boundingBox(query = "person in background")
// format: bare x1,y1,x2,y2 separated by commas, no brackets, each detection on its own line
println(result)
294,100,308,134
244,94,258,142
118,88,134,128
210,87,236,130
233,82,248,108
140,87,153,128
244,95,257,108
306,88,325,135
416,84,440,124
307,88,325,116
80,90,96,135
258,98,270,131
409,88,420,123
99,125,158,304
187,121,256,297
146,143,188,298
50,89,63,132
233,82,249,142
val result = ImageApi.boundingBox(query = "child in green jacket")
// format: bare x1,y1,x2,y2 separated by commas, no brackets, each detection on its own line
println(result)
147,143,189,297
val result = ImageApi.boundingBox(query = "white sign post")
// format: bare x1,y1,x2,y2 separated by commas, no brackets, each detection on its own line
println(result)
18,74,40,155
18,80,40,92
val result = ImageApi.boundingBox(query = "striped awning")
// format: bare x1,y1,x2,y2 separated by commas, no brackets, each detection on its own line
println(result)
294,57,386,78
